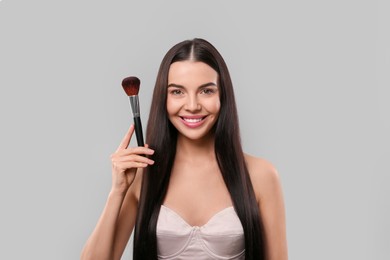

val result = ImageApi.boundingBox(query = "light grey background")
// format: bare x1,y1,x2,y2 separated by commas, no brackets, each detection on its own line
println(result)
0,0,388,259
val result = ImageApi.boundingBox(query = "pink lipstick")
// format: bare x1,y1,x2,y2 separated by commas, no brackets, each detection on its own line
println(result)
180,115,207,128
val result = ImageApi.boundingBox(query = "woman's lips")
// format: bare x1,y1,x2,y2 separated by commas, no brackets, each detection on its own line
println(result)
179,116,207,128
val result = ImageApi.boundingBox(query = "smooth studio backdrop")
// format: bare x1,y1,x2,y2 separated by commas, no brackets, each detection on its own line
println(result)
0,0,388,259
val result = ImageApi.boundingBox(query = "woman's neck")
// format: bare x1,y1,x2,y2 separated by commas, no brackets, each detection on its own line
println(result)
175,133,216,163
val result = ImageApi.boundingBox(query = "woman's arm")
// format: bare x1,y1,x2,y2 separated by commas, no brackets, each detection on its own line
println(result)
81,125,154,260
80,176,141,260
246,154,288,260
80,190,132,260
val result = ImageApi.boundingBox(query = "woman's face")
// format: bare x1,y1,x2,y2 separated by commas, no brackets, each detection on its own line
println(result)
167,61,220,141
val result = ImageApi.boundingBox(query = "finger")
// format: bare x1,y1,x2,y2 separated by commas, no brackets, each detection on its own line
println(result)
116,154,155,165
116,146,154,156
120,161,149,169
116,125,135,152
112,160,152,170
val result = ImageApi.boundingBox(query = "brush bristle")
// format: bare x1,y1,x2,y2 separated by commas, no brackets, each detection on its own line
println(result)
122,76,140,96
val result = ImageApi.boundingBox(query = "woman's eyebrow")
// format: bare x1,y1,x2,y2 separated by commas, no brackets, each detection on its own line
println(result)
167,82,217,89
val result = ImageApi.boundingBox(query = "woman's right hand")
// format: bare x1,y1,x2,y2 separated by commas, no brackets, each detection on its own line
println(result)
110,124,154,195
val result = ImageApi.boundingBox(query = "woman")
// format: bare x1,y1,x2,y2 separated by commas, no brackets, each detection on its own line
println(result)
81,38,287,260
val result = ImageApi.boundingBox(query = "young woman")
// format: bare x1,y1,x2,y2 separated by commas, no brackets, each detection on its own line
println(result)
81,38,287,260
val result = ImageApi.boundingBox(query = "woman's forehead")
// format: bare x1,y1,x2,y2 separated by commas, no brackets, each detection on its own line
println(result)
168,61,218,85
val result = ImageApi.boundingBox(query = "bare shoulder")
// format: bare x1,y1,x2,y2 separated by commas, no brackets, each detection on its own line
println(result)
244,153,282,201
245,154,288,259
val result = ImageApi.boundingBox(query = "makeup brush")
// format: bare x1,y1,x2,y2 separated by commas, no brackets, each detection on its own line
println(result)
121,76,144,147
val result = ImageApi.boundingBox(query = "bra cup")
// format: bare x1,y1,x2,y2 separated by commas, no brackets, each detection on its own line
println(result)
157,206,245,259
156,206,194,257
200,209,245,257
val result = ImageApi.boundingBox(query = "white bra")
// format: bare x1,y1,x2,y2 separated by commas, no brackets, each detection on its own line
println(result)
156,205,245,260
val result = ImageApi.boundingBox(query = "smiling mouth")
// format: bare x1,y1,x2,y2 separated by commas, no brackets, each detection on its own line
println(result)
180,116,207,123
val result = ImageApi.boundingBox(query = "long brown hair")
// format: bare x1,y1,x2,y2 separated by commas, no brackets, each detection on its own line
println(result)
133,38,264,259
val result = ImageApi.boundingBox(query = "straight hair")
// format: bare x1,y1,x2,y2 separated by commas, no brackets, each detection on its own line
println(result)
133,38,265,259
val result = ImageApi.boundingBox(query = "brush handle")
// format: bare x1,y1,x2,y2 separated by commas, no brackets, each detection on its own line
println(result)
133,116,144,147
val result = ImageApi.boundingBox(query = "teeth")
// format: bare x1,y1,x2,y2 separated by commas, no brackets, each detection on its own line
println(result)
183,117,203,123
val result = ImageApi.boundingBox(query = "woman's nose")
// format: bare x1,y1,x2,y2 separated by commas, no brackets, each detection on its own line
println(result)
184,94,201,111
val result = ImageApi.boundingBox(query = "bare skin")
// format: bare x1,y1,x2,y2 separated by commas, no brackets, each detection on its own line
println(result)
81,61,288,260
80,125,154,260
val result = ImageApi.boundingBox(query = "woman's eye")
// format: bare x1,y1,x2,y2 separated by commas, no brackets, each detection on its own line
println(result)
201,88,216,95
170,89,183,95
